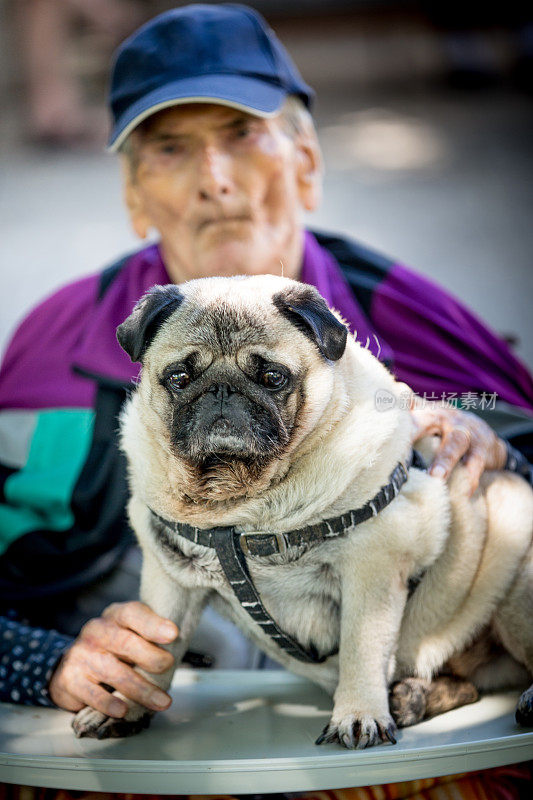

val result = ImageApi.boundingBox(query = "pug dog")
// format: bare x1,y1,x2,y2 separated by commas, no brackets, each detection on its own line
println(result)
72,275,533,748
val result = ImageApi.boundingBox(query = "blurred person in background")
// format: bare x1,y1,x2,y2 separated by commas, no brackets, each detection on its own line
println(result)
0,5,532,796
16,0,145,146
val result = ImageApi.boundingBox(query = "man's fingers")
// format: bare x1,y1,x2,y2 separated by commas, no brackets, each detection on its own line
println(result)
429,425,471,479
463,449,487,495
412,405,506,489
54,648,171,713
410,409,443,440
82,617,174,673
112,628,175,673
89,652,171,711
102,601,178,644
47,680,85,713
74,681,128,719
49,657,127,717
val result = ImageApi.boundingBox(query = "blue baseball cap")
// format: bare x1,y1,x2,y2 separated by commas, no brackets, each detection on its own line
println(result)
108,3,314,151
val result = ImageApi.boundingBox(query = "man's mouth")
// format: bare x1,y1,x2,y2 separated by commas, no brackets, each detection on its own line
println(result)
198,215,251,232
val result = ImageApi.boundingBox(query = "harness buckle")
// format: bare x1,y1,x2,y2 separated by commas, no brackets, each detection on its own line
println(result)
272,531,288,554
239,531,288,556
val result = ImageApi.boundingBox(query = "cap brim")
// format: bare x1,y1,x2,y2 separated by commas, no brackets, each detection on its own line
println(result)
108,74,287,151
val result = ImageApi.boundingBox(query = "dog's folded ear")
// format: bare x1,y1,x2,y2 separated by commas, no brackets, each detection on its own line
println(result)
273,286,348,361
117,284,184,363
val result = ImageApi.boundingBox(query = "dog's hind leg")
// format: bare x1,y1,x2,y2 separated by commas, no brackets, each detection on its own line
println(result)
398,472,533,683
389,675,478,727
492,541,533,726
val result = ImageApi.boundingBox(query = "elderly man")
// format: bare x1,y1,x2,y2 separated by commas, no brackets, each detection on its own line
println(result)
0,4,531,722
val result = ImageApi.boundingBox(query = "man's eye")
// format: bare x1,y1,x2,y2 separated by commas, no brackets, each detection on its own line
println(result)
146,140,188,160
261,370,288,390
159,143,184,155
167,371,190,390
233,122,257,141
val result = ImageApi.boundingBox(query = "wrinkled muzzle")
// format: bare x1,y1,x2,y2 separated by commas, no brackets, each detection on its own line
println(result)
171,382,288,465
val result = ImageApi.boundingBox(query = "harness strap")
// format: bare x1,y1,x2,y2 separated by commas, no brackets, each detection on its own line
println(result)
211,527,331,664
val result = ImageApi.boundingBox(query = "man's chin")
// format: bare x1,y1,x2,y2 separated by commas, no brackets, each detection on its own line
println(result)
194,238,275,278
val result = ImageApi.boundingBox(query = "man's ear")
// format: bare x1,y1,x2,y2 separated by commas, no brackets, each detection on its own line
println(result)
121,156,151,240
117,285,184,363
295,126,323,212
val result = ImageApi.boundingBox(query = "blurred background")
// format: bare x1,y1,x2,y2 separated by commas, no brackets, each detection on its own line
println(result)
1,0,532,367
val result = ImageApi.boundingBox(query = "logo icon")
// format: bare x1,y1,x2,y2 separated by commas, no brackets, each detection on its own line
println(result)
375,389,396,411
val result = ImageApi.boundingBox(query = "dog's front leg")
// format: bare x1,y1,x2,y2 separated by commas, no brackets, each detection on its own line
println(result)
73,548,210,739
317,546,407,749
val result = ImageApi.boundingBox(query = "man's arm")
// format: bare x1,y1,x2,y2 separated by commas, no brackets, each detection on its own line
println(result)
321,231,533,414
0,279,172,714
0,615,73,705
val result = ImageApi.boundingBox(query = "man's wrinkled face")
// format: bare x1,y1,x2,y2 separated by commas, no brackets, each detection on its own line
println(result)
124,104,317,281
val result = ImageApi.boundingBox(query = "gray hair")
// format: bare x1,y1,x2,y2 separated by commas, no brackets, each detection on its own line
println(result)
278,95,315,138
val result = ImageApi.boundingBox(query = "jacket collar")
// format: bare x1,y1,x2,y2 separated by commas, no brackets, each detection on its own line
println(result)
71,244,168,386
71,232,389,386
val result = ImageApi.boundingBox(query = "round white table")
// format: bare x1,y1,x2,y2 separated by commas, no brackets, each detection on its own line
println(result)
1,670,532,794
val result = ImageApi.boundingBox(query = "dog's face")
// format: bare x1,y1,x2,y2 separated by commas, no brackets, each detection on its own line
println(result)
117,275,348,500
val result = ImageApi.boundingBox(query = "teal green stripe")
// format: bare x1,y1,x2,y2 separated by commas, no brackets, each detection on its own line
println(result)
0,409,95,555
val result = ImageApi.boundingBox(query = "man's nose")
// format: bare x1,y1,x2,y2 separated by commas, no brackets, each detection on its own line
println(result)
197,146,233,200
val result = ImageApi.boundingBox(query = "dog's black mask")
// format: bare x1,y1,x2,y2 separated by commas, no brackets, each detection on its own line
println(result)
169,371,289,467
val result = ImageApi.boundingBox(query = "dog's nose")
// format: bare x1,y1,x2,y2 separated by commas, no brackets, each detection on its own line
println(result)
209,383,234,401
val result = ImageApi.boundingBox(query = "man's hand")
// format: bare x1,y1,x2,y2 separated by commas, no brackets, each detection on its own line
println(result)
411,404,507,494
49,601,178,718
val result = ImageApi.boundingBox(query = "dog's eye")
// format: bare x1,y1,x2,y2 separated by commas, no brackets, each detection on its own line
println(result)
261,370,288,390
167,371,190,391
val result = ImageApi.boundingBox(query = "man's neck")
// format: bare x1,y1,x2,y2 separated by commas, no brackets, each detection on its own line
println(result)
160,229,304,284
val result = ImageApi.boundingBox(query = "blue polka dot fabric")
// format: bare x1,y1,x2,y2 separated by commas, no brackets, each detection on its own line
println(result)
0,613,73,707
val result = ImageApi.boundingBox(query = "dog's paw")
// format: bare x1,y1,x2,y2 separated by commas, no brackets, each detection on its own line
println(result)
516,684,533,727
72,705,153,739
315,713,397,749
389,677,427,727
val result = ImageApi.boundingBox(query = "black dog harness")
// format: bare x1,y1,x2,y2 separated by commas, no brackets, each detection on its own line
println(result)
151,451,426,664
